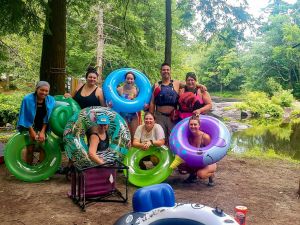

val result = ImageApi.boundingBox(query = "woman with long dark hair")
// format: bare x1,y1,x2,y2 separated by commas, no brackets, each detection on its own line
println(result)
64,67,106,108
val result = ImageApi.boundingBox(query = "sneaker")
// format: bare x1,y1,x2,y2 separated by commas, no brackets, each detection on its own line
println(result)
183,173,197,183
207,176,215,187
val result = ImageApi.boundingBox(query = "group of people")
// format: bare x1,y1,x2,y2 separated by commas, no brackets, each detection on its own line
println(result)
17,63,216,186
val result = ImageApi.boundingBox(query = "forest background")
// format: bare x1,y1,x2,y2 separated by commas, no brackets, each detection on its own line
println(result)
0,0,300,125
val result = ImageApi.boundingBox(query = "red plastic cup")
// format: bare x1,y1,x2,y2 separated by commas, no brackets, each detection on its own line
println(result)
234,206,248,225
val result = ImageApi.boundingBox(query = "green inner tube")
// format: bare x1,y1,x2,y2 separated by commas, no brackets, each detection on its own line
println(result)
49,95,81,137
124,146,174,187
4,132,62,182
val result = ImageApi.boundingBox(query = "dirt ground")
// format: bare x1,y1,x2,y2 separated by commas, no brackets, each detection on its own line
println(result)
0,155,299,225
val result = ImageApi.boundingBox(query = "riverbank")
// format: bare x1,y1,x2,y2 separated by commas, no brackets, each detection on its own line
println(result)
0,155,299,225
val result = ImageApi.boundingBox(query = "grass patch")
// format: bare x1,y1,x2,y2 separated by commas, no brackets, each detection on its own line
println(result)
210,91,243,99
229,147,299,164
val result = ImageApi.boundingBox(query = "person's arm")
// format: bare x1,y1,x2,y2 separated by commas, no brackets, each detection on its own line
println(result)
132,138,145,149
133,86,138,99
132,126,147,150
97,88,106,106
88,134,105,164
28,127,37,141
172,80,181,94
64,84,83,98
179,81,186,89
38,124,47,142
152,139,165,147
117,86,123,96
152,124,165,147
193,91,212,115
203,133,211,147
196,83,207,92
149,83,158,114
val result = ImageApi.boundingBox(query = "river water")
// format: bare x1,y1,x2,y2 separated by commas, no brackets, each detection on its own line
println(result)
231,120,300,161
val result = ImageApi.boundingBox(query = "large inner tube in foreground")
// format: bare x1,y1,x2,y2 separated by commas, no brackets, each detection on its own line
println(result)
123,146,174,187
63,106,131,168
169,115,231,169
115,204,238,225
4,132,62,182
114,183,238,225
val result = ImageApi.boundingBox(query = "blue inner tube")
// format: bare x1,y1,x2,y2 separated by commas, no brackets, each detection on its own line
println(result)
103,68,152,113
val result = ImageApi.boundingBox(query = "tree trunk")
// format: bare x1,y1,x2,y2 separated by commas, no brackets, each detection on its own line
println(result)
164,0,172,65
96,7,104,80
40,0,66,95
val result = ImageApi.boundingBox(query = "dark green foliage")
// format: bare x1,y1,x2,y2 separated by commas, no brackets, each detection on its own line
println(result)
0,0,44,35
292,83,300,99
0,93,25,126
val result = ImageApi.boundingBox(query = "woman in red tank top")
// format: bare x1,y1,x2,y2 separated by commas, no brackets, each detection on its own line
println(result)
178,72,212,119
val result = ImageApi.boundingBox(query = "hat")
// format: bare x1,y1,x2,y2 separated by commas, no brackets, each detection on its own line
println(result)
36,81,50,90
96,114,110,125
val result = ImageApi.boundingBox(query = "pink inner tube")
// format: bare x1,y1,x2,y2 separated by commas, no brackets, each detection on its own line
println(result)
169,115,231,168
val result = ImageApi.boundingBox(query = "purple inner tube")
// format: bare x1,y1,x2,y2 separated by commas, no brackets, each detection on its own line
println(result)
169,115,231,168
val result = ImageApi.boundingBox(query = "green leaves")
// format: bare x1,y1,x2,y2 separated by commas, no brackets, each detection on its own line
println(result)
0,92,25,126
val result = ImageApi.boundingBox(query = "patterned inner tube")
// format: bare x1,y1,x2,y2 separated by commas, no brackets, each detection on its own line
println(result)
63,106,131,168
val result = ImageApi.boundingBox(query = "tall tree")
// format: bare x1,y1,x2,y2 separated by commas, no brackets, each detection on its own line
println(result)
165,0,172,65
40,0,66,95
96,6,104,77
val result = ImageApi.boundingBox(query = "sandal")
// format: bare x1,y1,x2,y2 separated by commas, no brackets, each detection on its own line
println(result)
207,176,215,187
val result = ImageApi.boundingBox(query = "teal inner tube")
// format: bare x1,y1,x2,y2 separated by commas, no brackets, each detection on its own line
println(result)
49,95,81,137
4,132,62,182
124,146,174,187
63,106,131,169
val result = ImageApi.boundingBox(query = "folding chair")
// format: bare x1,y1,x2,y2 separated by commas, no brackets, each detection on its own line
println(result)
69,160,128,211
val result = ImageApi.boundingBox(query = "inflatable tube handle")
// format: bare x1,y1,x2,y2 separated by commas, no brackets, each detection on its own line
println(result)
169,155,184,169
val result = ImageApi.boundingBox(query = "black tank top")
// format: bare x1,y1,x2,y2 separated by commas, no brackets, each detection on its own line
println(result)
87,131,109,152
34,100,46,131
73,84,101,109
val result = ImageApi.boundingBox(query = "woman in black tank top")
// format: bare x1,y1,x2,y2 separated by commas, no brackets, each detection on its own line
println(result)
85,114,116,165
64,67,106,108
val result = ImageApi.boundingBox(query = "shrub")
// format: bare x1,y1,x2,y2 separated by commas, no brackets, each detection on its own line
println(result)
264,77,283,96
234,91,284,118
0,92,25,126
271,89,294,107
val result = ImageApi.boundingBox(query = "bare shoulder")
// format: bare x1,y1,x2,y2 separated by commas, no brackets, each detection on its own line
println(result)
95,86,103,95
117,86,123,93
203,133,211,145
172,80,181,91
76,83,84,91
89,133,100,142
173,80,181,86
